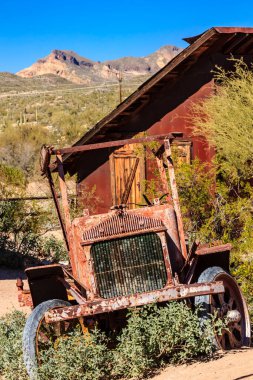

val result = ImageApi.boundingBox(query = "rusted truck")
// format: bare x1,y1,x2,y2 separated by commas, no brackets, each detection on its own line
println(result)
20,133,251,378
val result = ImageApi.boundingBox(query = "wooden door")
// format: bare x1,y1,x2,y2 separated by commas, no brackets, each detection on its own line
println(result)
110,145,144,209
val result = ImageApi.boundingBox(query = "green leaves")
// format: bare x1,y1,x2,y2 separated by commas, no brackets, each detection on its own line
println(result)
0,86,136,178
112,302,216,379
191,58,253,182
175,159,214,240
0,311,28,380
38,327,111,380
0,304,218,380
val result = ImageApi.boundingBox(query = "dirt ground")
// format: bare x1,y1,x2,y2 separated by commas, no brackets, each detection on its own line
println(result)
1,267,253,380
152,349,253,380
0,267,30,317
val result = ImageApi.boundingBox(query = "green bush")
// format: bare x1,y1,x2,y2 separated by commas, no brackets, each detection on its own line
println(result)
191,58,253,182
40,236,68,262
0,311,28,380
112,302,218,379
0,165,67,268
38,327,111,380
0,235,68,268
0,303,219,380
175,159,214,240
231,254,253,320
189,60,253,317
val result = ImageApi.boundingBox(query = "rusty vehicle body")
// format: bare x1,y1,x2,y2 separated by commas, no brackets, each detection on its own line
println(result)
20,133,251,378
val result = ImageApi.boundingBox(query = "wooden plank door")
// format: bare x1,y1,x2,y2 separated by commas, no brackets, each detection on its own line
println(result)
110,145,144,209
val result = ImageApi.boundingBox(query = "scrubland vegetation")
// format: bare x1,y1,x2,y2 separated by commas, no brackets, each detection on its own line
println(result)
0,59,252,379
0,83,137,177
0,303,222,380
189,59,253,318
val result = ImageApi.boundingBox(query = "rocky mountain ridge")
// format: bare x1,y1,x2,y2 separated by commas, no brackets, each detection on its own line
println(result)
17,45,182,85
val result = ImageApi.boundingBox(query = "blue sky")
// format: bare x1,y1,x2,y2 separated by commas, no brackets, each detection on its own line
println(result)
1,0,253,73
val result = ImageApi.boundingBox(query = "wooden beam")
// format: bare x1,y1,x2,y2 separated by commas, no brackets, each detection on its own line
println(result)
52,134,174,156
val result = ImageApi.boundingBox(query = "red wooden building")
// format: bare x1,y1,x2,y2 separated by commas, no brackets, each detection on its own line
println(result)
62,27,253,214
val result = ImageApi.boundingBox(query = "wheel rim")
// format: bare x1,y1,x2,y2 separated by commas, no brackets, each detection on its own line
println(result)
35,317,85,363
209,272,249,349
36,318,74,360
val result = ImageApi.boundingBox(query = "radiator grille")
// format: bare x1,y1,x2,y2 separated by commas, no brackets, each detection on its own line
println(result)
83,213,165,242
91,232,167,298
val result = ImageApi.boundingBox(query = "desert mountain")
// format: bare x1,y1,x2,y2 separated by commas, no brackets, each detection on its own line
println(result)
17,46,182,85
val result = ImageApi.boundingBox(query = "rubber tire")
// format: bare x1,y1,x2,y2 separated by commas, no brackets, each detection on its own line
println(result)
195,266,226,315
23,299,71,380
195,266,251,349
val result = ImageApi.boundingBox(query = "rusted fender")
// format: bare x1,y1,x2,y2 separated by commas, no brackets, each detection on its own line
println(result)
196,243,232,256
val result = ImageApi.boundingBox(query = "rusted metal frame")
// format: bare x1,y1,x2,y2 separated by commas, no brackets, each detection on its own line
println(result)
185,256,199,284
57,276,87,304
85,245,100,300
121,157,140,205
41,146,69,249
109,151,117,205
51,134,174,156
62,268,88,295
179,240,200,278
196,243,232,256
45,281,225,323
46,168,69,251
82,209,165,241
56,154,73,259
81,227,167,246
40,144,51,175
164,139,188,260
0,195,76,202
157,231,173,286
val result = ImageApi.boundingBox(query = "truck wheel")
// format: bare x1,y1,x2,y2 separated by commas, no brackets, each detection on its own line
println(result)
195,266,251,349
23,299,71,379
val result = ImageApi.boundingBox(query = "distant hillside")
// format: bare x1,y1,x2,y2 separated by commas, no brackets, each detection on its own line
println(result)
104,46,181,74
16,45,182,85
0,72,78,94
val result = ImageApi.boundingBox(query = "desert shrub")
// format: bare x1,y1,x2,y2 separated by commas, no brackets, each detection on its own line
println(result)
38,327,111,380
0,84,137,178
0,163,26,189
0,124,51,176
0,303,219,380
112,302,218,379
231,254,253,320
0,311,28,380
194,176,253,245
175,159,214,240
190,60,253,317
0,164,67,267
191,58,253,182
41,236,68,262
0,234,68,268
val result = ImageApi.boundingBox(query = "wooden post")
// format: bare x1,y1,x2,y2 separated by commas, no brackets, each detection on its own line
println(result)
116,71,123,103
